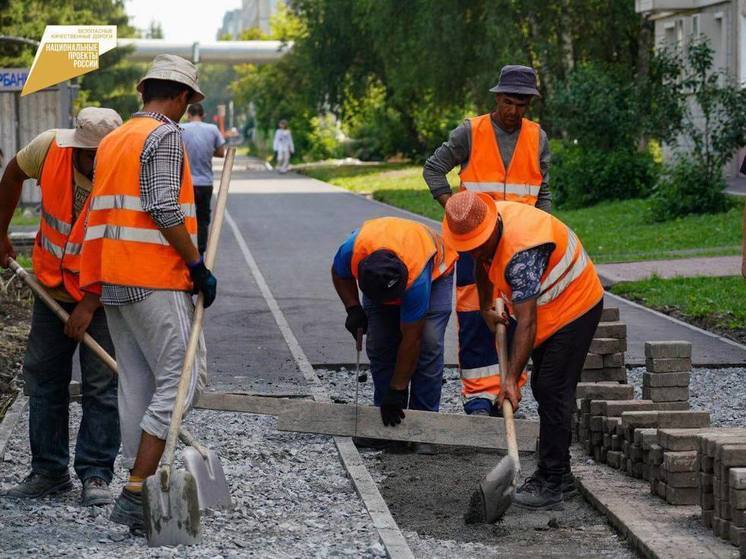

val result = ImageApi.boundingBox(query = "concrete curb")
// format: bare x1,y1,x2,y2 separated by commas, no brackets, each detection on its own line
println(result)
0,394,27,461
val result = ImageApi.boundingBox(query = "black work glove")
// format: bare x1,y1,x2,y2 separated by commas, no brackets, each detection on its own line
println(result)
380,387,408,427
345,304,368,339
188,257,217,309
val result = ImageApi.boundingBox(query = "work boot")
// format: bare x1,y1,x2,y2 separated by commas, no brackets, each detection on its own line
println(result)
513,472,564,511
81,477,113,507
110,488,144,533
3,472,73,499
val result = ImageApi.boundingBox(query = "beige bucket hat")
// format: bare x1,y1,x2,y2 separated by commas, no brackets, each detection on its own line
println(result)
56,107,123,149
136,54,205,103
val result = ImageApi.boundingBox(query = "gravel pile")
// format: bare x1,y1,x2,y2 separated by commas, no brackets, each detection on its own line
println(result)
316,366,539,419
0,405,386,558
627,366,746,427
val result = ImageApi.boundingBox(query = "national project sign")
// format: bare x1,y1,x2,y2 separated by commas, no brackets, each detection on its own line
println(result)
0,69,29,92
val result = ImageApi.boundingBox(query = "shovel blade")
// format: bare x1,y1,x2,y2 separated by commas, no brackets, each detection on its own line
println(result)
143,470,201,547
478,455,518,523
182,446,232,511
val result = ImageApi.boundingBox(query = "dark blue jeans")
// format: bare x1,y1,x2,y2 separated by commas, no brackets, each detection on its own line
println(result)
364,272,453,412
22,296,120,482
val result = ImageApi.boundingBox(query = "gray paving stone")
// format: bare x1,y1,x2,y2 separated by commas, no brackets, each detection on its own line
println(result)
645,357,692,373
644,341,693,359
642,372,690,388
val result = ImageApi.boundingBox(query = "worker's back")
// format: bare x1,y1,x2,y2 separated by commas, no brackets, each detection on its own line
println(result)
181,120,224,186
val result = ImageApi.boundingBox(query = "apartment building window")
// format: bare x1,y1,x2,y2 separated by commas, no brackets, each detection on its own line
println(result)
692,15,700,37
676,18,684,46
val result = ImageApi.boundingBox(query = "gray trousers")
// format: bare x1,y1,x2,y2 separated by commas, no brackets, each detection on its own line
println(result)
104,291,207,469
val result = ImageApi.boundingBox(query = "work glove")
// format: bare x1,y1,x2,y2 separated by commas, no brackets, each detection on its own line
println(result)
380,387,408,427
345,304,368,339
188,257,217,309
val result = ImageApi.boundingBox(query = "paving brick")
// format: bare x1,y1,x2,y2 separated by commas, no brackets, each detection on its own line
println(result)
583,352,603,370
644,357,692,373
730,488,746,509
621,411,659,429
701,455,714,473
611,434,621,451
666,485,699,505
702,509,714,528
721,500,732,520
663,451,699,472
717,444,746,467
700,472,714,493
642,386,689,402
604,417,621,434
575,383,634,401
606,450,622,468
730,467,746,490
715,518,731,539
657,411,710,429
701,492,714,509
602,353,624,369
644,341,692,359
590,415,605,432
580,399,591,414
728,524,744,546
634,428,658,448
595,322,627,339
603,433,611,449
594,445,603,462
590,338,627,355
662,469,698,488
591,432,603,446
622,440,630,457
656,480,668,499
642,372,690,388
657,428,720,452
602,400,656,416
733,508,745,528
600,307,620,322
649,444,663,465
699,430,746,456
581,367,627,383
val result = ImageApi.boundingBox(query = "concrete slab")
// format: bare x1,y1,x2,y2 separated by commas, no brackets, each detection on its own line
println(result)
597,256,741,285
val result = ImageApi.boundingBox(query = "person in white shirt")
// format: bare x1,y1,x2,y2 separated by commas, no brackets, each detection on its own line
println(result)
273,119,294,174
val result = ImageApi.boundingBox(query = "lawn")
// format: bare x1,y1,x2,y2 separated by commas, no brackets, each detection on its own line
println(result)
611,276,746,343
11,208,39,227
300,163,744,264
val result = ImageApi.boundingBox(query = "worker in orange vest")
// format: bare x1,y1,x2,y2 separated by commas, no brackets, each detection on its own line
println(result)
80,55,216,533
442,191,604,510
424,65,551,417
332,217,457,453
0,108,122,506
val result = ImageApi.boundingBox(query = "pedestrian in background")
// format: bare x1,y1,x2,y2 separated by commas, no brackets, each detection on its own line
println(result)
0,107,122,507
273,119,294,174
181,103,226,255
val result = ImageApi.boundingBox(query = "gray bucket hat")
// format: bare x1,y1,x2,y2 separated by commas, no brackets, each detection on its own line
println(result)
489,65,541,97
56,107,123,149
137,54,205,103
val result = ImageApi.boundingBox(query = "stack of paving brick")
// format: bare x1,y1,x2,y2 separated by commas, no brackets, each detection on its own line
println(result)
575,382,634,459
697,430,746,552
582,308,627,383
643,341,692,405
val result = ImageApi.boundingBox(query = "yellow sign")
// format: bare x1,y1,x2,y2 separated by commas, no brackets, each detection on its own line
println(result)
21,25,117,96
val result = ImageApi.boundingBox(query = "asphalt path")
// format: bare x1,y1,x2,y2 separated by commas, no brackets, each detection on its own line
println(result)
198,157,746,395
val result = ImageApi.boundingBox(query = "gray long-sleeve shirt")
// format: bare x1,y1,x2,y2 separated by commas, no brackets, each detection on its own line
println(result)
423,114,552,213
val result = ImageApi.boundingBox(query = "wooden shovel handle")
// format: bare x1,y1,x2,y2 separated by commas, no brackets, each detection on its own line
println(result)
160,148,236,487
495,299,520,470
8,258,117,374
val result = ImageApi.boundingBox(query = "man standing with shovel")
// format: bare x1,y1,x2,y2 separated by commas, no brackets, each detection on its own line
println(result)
80,55,217,533
0,108,122,506
442,191,603,511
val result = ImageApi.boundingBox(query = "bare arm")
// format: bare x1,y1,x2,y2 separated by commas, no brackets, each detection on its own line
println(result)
213,145,226,158
0,157,29,267
389,320,425,390
331,267,360,309
161,223,200,265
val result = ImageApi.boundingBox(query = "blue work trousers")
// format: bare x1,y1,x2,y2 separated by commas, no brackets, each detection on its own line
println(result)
22,296,120,483
363,272,453,412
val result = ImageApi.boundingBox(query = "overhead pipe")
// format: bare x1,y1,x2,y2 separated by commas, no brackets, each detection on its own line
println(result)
116,39,290,64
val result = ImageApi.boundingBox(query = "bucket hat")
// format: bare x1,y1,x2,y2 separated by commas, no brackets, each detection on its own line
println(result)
442,191,498,252
489,65,541,97
358,250,408,303
55,107,123,149
137,54,205,103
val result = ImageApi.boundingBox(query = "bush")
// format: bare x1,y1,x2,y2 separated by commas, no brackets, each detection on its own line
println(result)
550,143,659,209
649,158,729,222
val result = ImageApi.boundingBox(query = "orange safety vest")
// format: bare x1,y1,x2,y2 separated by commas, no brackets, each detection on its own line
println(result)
31,140,89,301
350,217,457,289
459,114,542,206
488,201,604,348
80,116,196,292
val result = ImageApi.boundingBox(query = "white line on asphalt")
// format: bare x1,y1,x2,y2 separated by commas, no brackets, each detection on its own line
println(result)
605,291,746,352
225,208,415,559
0,395,28,460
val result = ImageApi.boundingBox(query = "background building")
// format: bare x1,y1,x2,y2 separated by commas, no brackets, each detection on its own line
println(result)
217,0,280,39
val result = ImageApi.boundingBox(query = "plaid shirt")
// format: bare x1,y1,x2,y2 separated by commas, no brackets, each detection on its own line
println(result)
101,112,186,306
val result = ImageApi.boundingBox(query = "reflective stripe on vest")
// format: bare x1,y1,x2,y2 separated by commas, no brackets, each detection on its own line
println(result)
461,182,541,197
461,365,500,380
41,208,72,235
424,227,448,275
90,194,196,218
464,391,498,403
85,224,198,246
538,245,590,306
38,233,65,259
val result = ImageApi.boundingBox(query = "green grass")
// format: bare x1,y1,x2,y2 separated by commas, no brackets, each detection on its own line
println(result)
299,163,744,264
611,276,746,341
14,255,32,269
11,209,39,227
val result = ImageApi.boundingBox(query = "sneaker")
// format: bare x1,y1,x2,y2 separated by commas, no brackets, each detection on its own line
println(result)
411,442,436,455
3,472,73,499
513,472,564,511
110,488,144,532
81,477,113,507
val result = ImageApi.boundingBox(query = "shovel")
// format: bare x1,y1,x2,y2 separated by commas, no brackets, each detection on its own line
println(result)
464,298,521,524
143,147,236,547
7,258,233,513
